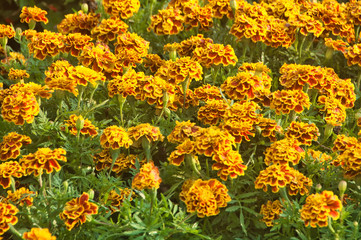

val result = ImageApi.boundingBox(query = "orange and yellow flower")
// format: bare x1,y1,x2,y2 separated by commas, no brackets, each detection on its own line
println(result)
256,117,283,142
0,161,24,189
57,10,100,35
255,164,293,193
0,202,18,235
264,138,304,166
212,150,247,181
100,126,133,150
197,99,228,125
148,8,185,35
103,0,140,19
62,115,98,138
20,6,48,24
132,161,162,190
193,43,238,68
270,90,310,114
23,228,56,240
108,68,144,98
260,200,283,227
285,121,320,146
27,30,65,60
127,123,164,145
91,17,128,43
105,188,135,211
8,69,30,81
167,121,202,144
62,33,92,57
0,132,31,161
0,24,15,39
6,187,36,207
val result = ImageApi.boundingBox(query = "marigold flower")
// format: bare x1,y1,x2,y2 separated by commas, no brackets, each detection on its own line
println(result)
307,149,333,163
6,82,52,100
0,161,24,189
193,43,238,68
326,78,356,109
324,38,349,54
168,139,196,166
0,202,18,235
0,132,31,161
143,54,166,73
270,89,310,115
183,3,213,31
194,84,222,102
206,0,234,19
100,126,132,150
127,123,164,144
57,10,100,35
168,85,198,111
91,17,128,43
335,142,361,178
62,114,98,138
94,150,145,174
332,135,358,155
264,17,296,48
318,95,346,126
260,200,283,227
197,99,228,125
148,8,185,35
114,32,149,68
288,168,313,196
285,121,320,146
59,193,98,231
256,117,283,142
27,30,65,60
179,178,231,218
105,188,135,211
264,138,304,166
212,150,247,181
8,68,29,81
177,34,213,57
108,69,144,98
23,228,56,240
19,148,67,177
103,0,140,19
255,164,293,193
6,187,36,207
0,24,15,39
132,161,162,190
288,13,324,37
72,65,106,87
62,33,92,57
20,6,48,24
300,190,342,228
347,0,361,25
167,120,202,143
1,91,39,125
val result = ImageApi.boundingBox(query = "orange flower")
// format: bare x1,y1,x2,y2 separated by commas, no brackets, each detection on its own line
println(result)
0,24,15,39
6,82,52,100
270,89,310,114
255,164,293,193
346,0,361,25
91,17,128,43
335,142,361,179
20,148,67,177
1,91,39,125
206,0,234,19
0,132,31,161
0,202,18,235
94,150,145,174
285,121,320,146
183,3,213,31
8,68,29,81
326,78,356,109
20,6,48,24
193,43,238,68
264,138,304,166
179,179,231,218
0,161,24,189
62,114,98,138
6,187,36,207
114,32,149,68
59,193,98,231
103,0,140,19
143,54,166,73
105,188,135,211
307,149,332,163
167,120,202,143
71,65,106,87
57,10,100,35
318,95,346,126
27,30,65,60
108,68,144,98
132,161,162,190
332,135,358,154
287,168,313,196
300,190,342,228
127,123,164,144
148,8,185,35
62,33,92,57
260,200,283,227
194,84,222,102
100,126,133,150
168,139,196,166
324,38,349,54
23,228,56,240
212,150,247,181
177,34,213,57
197,99,228,125
288,13,324,37
168,85,198,111
256,117,283,142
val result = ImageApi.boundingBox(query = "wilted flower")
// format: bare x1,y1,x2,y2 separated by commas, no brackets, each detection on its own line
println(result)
260,200,283,227
264,138,304,166
100,126,133,150
91,17,128,43
6,187,36,207
300,190,342,228
0,132,31,161
179,178,231,218
285,121,320,146
20,6,48,24
59,193,98,231
57,10,100,35
0,202,18,235
62,114,98,138
132,161,162,190
20,148,67,177
0,161,24,189
148,8,185,35
23,228,56,240
103,0,140,19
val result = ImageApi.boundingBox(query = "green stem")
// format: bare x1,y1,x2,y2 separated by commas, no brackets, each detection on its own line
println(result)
9,224,23,239
10,176,16,192
109,148,120,175
48,172,52,191
149,188,157,215
142,137,152,162
118,95,126,127
182,77,190,109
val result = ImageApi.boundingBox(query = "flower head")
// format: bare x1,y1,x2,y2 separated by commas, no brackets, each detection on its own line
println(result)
270,90,310,114
0,202,18,235
194,84,222,102
256,117,283,142
285,121,320,146
132,161,162,190
318,95,346,126
167,120,202,144
0,24,15,39
206,0,234,19
264,138,304,166
6,187,36,207
180,179,231,217
108,68,144,98
57,10,100,35
127,123,164,144
91,17,128,43
71,65,106,87
143,54,166,73
105,188,135,211
177,34,213,57
260,200,283,227
183,3,213,31
193,43,238,68
255,164,293,193
100,126,132,150
23,228,56,240
0,161,24,189
335,142,361,179
20,6,48,24
115,32,149,67
103,0,140,19
0,132,31,161
212,150,247,181
59,193,98,231
168,139,196,166
19,148,67,176
63,33,92,57
8,69,30,81
197,99,228,125
62,115,98,138
27,30,65,60
300,190,342,228
148,8,185,35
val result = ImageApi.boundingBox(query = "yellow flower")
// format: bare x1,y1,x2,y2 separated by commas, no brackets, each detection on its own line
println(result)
0,132,31,161
62,114,98,138
108,68,144,98
183,3,213,31
180,179,231,218
103,0,140,19
105,188,135,211
168,139,196,166
6,187,36,207
63,33,92,57
0,161,25,189
23,228,56,240
270,89,310,114
260,200,283,227
177,34,213,57
318,95,346,126
148,8,185,35
167,120,202,144
71,65,106,87
27,30,65,60
132,161,162,190
59,193,98,231
254,164,293,193
127,123,164,144
57,10,100,35
0,24,15,39
7,68,29,81
264,138,304,166
206,0,234,19
91,17,128,43
19,148,67,177
20,6,48,24
212,150,247,181
143,54,166,73
0,202,18,235
336,142,361,179
285,121,320,146
194,84,223,102
193,43,238,68
288,168,313,196
100,126,133,150
197,99,228,125
256,117,283,142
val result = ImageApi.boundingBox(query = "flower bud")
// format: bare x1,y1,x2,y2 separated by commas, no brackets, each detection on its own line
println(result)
354,221,358,227
230,0,237,11
81,3,89,14
169,49,177,61
315,184,322,192
28,19,36,30
15,27,22,40
338,180,347,195
75,115,85,132
88,189,94,200
63,181,69,192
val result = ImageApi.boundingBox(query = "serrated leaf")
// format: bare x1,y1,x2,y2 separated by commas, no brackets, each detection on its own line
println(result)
225,205,240,212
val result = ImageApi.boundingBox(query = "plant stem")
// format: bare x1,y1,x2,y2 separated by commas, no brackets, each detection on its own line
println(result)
118,95,126,127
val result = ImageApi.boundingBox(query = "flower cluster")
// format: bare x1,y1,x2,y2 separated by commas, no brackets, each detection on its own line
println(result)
100,126,133,150
285,121,320,146
59,193,98,231
132,161,162,190
23,228,56,240
0,202,18,235
260,200,283,227
62,114,98,138
179,179,231,218
19,148,67,177
300,190,342,228
0,132,31,161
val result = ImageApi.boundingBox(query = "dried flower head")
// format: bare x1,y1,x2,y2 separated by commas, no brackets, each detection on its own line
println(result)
132,161,162,190
59,193,98,231
19,148,67,177
23,228,56,240
20,6,48,24
180,179,231,218
0,161,24,189
148,8,185,35
0,202,18,235
0,132,31,161
100,126,133,149
260,200,283,227
264,138,304,166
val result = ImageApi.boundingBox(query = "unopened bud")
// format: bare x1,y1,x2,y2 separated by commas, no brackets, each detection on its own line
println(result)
338,180,347,195
15,27,22,40
354,221,359,227
76,115,85,132
230,0,237,10
315,184,322,192
88,189,94,200
63,181,69,192
169,50,177,61
28,19,36,30
81,3,89,14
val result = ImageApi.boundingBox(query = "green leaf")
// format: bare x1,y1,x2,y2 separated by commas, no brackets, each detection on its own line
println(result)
225,205,240,212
